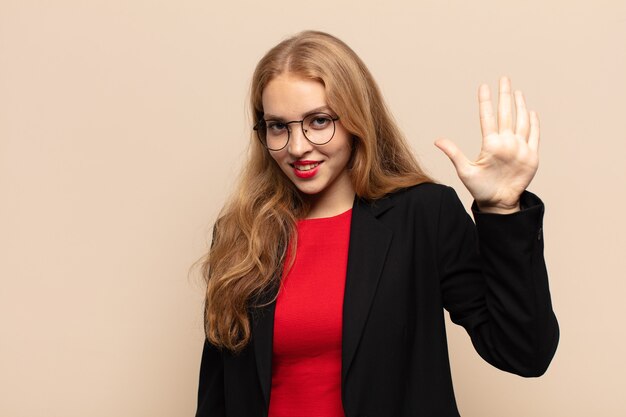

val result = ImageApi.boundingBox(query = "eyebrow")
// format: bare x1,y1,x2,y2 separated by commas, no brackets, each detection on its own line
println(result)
263,106,334,120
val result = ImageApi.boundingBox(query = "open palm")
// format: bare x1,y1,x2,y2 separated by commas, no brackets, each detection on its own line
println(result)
435,77,540,214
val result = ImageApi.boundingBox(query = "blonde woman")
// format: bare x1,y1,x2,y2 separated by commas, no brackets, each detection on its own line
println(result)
196,31,558,417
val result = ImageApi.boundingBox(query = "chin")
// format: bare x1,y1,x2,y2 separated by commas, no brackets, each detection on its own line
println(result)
294,183,324,196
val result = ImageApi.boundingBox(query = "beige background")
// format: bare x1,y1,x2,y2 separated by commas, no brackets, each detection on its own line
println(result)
1,0,625,416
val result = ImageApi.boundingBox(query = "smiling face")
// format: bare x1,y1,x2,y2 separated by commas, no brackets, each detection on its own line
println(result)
261,73,355,216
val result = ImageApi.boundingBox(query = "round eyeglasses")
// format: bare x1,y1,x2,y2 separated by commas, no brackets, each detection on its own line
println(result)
253,112,340,151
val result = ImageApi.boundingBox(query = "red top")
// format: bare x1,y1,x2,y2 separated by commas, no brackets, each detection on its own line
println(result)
268,208,352,417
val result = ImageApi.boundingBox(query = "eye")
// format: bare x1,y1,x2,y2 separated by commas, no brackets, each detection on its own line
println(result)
266,121,287,134
308,114,333,129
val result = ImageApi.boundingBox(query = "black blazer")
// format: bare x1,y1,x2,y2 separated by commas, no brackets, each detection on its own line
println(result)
196,183,559,417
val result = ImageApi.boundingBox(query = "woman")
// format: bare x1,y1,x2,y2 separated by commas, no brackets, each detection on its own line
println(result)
196,30,559,417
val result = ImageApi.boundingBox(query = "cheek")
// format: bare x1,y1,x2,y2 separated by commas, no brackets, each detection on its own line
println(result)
269,151,292,176
335,136,354,162
268,150,284,165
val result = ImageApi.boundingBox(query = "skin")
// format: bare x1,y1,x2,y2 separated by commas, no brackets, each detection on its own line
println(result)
262,73,356,219
263,74,540,217
435,76,540,214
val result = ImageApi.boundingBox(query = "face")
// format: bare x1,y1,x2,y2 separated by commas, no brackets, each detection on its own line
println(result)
261,74,355,204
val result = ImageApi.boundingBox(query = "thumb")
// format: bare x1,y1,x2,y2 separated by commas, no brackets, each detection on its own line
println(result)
434,138,469,172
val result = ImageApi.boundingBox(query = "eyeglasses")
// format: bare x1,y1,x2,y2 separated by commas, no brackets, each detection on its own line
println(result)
254,112,340,151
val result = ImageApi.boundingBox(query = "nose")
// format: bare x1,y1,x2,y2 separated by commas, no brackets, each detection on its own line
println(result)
286,123,313,157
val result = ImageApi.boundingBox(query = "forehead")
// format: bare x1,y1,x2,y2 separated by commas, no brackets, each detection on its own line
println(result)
261,74,327,119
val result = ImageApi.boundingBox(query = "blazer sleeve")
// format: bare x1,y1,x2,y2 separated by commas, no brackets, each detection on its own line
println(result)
195,222,228,416
195,338,226,417
437,186,559,377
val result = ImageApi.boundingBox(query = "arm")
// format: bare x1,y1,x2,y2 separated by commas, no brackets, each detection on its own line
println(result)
196,226,227,416
438,186,559,376
434,77,558,374
195,338,226,417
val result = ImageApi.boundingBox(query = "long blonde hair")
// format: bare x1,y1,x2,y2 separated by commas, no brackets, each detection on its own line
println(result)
201,30,432,352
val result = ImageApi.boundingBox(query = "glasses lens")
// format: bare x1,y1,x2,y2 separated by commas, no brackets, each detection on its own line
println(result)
303,113,336,145
258,120,288,150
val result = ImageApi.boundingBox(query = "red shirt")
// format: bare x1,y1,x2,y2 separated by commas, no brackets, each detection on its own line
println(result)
268,209,352,417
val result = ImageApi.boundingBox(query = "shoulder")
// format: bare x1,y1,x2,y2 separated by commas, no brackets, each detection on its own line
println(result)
355,182,465,227
378,182,458,209
353,183,471,247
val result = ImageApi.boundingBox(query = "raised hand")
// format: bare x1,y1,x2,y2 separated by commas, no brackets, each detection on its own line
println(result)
435,77,540,214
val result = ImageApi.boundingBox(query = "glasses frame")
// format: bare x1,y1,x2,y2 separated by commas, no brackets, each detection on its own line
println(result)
253,112,340,151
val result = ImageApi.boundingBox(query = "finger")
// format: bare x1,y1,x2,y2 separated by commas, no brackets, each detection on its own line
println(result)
434,138,471,172
528,111,540,151
478,84,497,138
514,90,530,139
498,76,514,133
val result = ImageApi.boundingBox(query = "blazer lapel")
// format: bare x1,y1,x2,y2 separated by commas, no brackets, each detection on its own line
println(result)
342,196,394,384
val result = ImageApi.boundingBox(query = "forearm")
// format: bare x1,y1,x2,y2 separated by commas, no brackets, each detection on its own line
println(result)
471,191,559,376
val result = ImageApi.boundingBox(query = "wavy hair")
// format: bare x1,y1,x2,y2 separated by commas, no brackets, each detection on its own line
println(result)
201,30,432,352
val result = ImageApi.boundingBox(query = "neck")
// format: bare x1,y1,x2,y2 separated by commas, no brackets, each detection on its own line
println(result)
303,174,355,219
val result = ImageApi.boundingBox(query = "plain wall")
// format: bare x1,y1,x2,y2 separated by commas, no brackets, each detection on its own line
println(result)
1,0,625,415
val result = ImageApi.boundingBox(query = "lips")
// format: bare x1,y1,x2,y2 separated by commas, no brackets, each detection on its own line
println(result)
291,160,322,178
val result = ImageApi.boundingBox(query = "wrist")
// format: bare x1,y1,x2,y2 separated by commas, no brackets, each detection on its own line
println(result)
476,201,521,214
